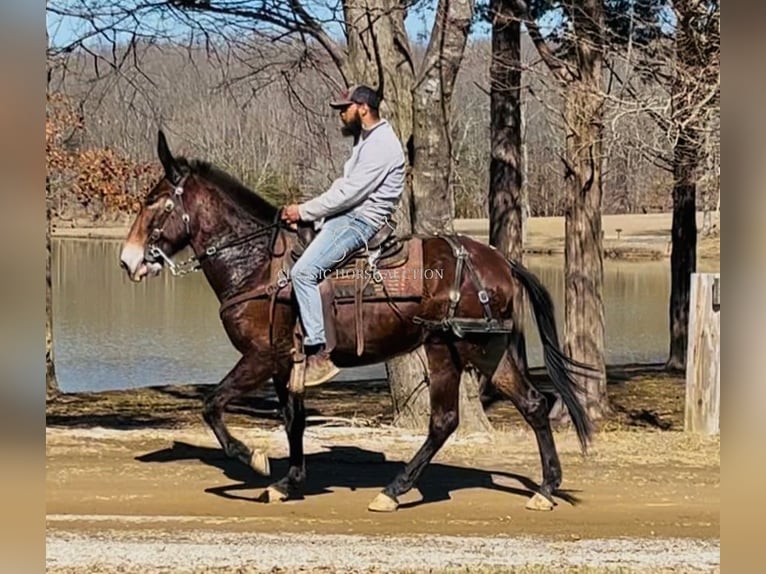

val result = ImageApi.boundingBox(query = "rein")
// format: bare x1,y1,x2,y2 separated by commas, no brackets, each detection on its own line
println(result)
147,174,286,277
152,222,284,277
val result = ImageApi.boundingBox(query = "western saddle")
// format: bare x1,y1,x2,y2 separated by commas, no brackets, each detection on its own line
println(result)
271,220,423,359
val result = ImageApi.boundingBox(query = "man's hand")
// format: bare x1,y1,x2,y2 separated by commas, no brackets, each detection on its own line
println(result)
281,204,301,227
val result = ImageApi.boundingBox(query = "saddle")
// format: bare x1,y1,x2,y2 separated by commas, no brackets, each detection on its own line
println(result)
273,222,423,357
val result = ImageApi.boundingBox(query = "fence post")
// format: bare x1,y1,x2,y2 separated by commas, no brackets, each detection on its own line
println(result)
684,273,721,435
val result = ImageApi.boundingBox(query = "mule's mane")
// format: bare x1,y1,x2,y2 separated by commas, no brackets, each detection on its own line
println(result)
178,157,279,223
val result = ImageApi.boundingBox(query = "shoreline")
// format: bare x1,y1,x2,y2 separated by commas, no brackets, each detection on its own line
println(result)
52,212,720,263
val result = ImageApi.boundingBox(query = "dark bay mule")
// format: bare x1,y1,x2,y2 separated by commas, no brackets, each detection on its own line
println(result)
119,131,595,512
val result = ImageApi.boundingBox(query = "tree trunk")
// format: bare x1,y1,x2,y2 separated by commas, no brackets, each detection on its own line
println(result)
387,0,491,432
341,0,416,236
46,23,60,402
613,152,630,213
666,0,715,371
666,133,698,370
46,174,60,401
488,0,527,375
342,0,425,429
561,0,609,420
700,118,716,236
342,0,414,149
409,0,473,235
344,0,489,432
520,103,530,244
508,0,612,420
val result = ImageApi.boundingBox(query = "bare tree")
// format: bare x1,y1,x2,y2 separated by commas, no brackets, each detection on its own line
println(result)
602,0,720,370
488,0,528,373
48,0,492,431
46,24,60,401
46,172,59,401
366,0,493,432
665,0,719,370
48,32,692,225
512,0,610,419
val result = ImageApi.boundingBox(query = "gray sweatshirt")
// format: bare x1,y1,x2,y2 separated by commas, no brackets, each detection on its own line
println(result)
298,119,406,230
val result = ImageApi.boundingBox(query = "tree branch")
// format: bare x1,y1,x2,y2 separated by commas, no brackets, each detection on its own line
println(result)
508,0,575,83
287,0,347,73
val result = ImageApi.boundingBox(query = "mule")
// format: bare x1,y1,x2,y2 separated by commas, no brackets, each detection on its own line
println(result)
119,130,595,512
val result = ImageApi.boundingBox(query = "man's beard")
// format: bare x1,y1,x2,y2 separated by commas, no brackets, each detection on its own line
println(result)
341,114,362,138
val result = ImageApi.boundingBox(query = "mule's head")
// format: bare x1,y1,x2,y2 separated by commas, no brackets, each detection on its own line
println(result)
120,130,193,282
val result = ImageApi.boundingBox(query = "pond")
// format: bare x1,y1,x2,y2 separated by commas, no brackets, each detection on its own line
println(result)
52,238,719,393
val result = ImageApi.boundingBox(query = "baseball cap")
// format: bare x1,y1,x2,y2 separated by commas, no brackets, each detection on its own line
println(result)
329,84,382,110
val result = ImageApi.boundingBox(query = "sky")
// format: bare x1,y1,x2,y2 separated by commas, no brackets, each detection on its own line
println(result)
47,1,673,57
48,1,438,49
46,0,566,51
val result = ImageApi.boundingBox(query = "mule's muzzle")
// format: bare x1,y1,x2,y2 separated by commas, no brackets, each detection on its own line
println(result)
131,259,163,282
120,242,163,282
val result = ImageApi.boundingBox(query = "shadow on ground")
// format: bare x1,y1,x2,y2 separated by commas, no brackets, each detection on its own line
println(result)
135,440,581,509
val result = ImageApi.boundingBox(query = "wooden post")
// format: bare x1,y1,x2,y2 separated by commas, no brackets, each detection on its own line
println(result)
685,273,721,434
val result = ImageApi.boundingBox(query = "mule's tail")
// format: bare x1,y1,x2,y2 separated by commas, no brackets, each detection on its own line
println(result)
507,259,597,452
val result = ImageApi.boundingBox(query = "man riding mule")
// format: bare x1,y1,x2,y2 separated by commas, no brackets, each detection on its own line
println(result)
119,124,599,513
280,84,406,387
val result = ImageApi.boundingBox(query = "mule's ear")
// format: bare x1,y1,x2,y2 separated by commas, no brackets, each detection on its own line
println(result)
157,129,181,184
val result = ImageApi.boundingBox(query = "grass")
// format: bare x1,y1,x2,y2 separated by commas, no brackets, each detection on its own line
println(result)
46,365,692,433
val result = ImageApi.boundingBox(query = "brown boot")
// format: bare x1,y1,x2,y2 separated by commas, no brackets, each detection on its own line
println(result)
303,348,340,387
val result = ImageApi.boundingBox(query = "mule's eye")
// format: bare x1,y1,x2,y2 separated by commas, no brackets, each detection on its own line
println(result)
164,199,175,212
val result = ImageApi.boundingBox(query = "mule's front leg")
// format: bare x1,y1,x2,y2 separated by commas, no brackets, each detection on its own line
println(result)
203,356,272,476
259,376,307,503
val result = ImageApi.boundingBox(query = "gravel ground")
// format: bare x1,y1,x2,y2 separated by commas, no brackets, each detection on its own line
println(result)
46,529,720,573
46,424,719,573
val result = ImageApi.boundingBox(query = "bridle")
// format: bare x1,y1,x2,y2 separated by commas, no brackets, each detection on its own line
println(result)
145,174,286,277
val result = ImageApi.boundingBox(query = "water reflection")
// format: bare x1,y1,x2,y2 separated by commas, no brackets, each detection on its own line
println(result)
53,239,239,392
52,239,719,393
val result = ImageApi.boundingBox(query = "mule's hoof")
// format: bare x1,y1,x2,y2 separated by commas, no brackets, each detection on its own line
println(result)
257,486,288,504
249,451,271,477
368,492,399,512
525,492,555,511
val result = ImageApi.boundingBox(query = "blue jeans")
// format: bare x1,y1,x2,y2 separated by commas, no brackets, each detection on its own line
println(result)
290,213,378,346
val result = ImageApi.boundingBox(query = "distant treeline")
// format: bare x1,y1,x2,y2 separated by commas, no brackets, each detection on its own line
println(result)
47,34,719,224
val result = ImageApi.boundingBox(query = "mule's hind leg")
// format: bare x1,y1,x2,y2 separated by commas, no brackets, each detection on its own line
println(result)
369,340,462,512
257,373,307,503
203,356,272,476
491,350,561,510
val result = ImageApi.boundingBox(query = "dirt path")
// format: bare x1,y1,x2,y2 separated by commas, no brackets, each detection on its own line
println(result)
46,425,719,572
